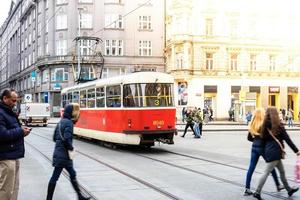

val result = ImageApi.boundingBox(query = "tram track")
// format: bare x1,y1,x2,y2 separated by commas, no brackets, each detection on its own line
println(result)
158,149,298,183
25,140,98,200
30,129,292,200
29,132,182,200
133,152,289,200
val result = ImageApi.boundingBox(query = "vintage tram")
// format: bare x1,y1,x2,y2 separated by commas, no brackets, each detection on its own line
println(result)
61,72,176,146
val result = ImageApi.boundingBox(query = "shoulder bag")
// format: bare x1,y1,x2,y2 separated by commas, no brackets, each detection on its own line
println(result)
58,122,75,160
268,129,286,159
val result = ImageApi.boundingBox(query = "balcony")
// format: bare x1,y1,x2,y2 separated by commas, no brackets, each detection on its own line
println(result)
35,54,104,69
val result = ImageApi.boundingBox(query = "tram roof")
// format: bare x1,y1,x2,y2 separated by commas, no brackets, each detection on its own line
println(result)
61,72,174,93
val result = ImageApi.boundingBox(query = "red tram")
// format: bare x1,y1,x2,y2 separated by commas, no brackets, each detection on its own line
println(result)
61,72,176,146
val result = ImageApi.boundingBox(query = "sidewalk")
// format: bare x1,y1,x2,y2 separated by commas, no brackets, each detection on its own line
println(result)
19,146,73,200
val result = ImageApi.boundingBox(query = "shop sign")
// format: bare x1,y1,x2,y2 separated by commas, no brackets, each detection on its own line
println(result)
53,83,62,90
31,71,36,82
269,87,280,93
288,87,298,93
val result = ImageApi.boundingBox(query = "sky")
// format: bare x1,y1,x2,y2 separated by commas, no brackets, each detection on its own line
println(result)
0,0,11,26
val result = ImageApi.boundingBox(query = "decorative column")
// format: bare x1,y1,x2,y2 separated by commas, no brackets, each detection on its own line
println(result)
280,86,287,110
260,86,269,108
216,83,231,120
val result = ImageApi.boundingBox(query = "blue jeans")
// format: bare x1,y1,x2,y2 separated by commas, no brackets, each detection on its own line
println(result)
49,166,77,184
193,123,200,137
245,146,280,189
288,118,293,127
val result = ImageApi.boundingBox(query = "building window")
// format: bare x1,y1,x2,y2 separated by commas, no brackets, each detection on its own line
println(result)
250,54,256,71
21,59,24,70
28,55,31,66
105,40,123,56
105,14,123,29
36,72,41,86
42,70,49,83
56,40,67,55
269,55,276,71
206,53,213,70
230,54,238,71
51,68,69,82
79,40,93,55
45,43,49,55
56,15,67,30
38,45,42,57
205,18,213,36
139,41,152,56
139,16,151,30
80,13,93,29
25,57,28,68
175,53,183,69
32,51,35,63
80,67,95,80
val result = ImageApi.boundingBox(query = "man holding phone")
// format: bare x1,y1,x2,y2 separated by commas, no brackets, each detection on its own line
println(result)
0,89,31,200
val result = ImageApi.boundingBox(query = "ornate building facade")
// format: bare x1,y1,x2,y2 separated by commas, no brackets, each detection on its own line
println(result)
166,0,300,120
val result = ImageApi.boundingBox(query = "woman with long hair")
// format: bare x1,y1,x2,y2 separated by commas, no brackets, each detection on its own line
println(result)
244,108,283,196
253,107,300,200
46,103,90,200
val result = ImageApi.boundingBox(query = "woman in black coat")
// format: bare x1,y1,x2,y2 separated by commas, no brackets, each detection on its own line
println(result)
253,107,300,200
46,103,90,200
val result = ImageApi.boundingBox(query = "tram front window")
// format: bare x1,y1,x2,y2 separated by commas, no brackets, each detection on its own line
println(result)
123,83,174,107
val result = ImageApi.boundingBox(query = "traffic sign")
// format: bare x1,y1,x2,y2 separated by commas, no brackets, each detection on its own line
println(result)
24,94,32,103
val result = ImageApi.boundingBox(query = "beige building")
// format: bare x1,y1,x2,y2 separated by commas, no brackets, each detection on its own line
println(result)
166,0,300,121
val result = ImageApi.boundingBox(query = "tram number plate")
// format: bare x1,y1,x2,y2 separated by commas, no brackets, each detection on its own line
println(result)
153,120,164,126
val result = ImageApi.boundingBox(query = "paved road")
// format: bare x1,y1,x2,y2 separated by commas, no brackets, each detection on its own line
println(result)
19,124,300,200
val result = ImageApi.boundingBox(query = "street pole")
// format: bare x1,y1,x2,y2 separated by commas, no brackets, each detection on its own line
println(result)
77,8,82,81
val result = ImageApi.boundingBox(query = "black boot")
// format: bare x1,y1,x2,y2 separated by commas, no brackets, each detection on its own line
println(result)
46,183,56,200
71,179,91,200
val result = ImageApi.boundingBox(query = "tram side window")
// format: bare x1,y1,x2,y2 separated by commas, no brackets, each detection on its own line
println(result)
67,93,73,104
80,90,87,108
96,87,105,107
106,85,121,107
73,91,79,104
62,94,68,108
87,88,96,108
123,84,142,107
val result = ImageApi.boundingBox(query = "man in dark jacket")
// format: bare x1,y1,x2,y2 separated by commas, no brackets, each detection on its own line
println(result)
0,89,31,200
